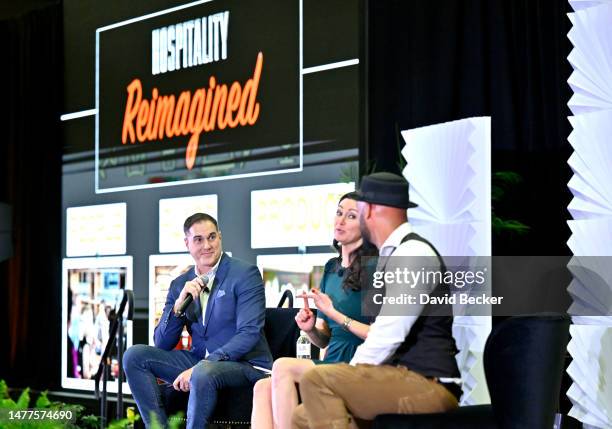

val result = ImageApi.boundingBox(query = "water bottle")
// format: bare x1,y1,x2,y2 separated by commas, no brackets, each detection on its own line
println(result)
296,330,311,359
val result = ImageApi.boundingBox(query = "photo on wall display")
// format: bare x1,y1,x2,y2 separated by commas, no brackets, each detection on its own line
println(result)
149,253,194,348
61,256,133,392
257,253,336,308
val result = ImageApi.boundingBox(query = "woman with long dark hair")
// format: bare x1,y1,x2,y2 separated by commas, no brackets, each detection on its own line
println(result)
251,192,377,429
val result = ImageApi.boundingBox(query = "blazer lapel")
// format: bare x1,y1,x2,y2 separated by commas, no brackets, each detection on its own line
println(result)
203,253,229,332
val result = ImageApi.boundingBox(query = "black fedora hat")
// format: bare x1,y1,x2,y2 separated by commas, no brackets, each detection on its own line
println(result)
353,172,418,209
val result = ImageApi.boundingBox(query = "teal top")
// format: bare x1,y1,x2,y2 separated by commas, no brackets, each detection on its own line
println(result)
317,258,370,364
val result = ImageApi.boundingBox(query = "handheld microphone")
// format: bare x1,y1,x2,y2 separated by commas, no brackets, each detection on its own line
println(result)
176,275,209,317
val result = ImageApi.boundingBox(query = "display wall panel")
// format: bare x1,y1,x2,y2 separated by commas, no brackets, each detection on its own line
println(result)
159,195,218,253
61,256,133,393
62,0,364,364
94,0,303,192
251,182,354,249
66,203,127,257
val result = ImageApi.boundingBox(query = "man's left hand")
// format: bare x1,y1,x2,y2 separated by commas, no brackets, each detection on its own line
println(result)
172,367,194,392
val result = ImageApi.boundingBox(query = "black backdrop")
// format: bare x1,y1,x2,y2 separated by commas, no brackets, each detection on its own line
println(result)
367,0,573,255
2,0,573,390
0,2,63,388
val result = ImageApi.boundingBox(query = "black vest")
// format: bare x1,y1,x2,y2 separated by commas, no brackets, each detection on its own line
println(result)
384,233,460,378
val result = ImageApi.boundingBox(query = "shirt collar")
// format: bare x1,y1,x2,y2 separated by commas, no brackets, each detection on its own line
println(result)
379,222,412,256
194,252,223,277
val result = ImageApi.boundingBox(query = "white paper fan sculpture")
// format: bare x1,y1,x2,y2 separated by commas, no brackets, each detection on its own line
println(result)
568,3,612,114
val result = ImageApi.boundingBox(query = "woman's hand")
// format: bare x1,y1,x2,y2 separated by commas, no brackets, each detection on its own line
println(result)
295,293,316,332
309,288,334,316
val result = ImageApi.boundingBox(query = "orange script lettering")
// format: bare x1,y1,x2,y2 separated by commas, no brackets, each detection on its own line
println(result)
122,52,263,170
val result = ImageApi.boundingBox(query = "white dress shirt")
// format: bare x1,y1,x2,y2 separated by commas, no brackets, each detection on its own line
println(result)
194,253,222,322
195,253,223,357
350,222,439,365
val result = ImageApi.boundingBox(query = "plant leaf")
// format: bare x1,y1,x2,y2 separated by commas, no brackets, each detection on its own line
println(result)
168,411,185,429
339,162,359,184
0,380,8,399
0,398,17,408
16,388,30,409
493,216,530,235
79,414,101,429
35,391,51,408
149,412,162,429
108,417,131,429
491,186,505,202
493,171,523,185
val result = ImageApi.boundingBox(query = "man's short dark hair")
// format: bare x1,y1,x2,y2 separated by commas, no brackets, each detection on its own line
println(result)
183,213,219,235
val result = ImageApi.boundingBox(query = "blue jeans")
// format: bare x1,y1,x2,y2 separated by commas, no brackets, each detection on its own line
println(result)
123,344,264,428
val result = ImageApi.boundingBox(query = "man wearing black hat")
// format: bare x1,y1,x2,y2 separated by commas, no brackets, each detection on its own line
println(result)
292,172,461,429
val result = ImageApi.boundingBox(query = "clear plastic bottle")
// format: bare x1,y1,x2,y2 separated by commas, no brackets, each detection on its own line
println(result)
296,330,311,359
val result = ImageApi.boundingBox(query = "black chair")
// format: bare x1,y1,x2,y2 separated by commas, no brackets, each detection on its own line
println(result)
161,307,301,426
373,314,570,429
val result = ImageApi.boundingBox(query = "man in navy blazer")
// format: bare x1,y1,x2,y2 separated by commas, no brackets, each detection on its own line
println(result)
124,213,272,428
